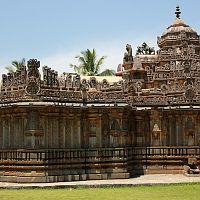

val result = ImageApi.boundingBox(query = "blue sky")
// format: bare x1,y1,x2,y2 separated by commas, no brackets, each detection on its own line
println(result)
0,0,200,75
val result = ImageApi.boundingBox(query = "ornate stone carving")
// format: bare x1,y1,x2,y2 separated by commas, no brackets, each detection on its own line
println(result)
1,5,200,107
90,77,97,88
123,44,133,64
42,66,58,87
25,59,40,95
81,79,89,90
185,88,195,100
72,74,81,89
101,79,109,89
136,42,155,55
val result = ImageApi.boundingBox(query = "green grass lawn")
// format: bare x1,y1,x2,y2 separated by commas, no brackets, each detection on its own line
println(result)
0,183,200,200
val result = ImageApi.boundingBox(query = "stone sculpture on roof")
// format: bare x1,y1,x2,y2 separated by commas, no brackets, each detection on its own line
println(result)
136,42,155,55
123,44,133,64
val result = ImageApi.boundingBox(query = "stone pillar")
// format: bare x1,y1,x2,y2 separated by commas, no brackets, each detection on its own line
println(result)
44,115,48,148
182,114,187,145
59,116,65,148
168,115,172,146
14,117,19,148
197,113,200,145
3,118,9,148
9,115,14,148
175,114,182,145
101,113,110,147
0,120,3,148
53,116,59,148
143,112,150,146
149,111,154,146
65,117,72,148
72,112,82,148
48,117,52,148
20,115,25,148
135,115,143,146
81,111,88,148
40,115,45,147
96,114,102,147
76,113,82,148
194,113,198,146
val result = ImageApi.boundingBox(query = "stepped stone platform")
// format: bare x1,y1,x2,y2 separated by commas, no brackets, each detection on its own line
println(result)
1,174,200,189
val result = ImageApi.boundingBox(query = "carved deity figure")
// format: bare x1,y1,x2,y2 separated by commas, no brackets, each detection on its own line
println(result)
136,42,155,55
123,44,133,64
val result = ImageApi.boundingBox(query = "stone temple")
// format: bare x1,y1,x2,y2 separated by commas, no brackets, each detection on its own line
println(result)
0,6,200,182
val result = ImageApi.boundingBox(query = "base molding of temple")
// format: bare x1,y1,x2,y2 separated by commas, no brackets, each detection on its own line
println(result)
0,146,197,183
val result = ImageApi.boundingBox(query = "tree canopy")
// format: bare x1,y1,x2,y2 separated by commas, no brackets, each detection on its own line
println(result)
6,58,25,73
70,49,115,76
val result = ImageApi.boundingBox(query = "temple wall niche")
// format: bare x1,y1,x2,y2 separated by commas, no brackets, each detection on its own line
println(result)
109,110,127,147
110,117,120,147
101,110,132,148
88,119,98,148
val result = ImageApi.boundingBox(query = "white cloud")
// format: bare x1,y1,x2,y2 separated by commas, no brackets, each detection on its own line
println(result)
39,52,75,74
39,36,157,76
39,43,125,75
0,37,157,78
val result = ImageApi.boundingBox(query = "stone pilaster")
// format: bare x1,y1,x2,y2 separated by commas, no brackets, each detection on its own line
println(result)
59,116,65,148
96,114,102,147
168,114,173,146
175,114,182,145
44,115,48,148
72,112,82,148
53,116,59,148
48,117,52,148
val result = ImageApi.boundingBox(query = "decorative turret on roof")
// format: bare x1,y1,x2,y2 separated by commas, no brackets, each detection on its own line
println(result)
157,6,199,48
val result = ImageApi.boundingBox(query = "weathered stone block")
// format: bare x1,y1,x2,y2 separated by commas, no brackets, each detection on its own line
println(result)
80,174,87,181
72,175,80,181
87,174,102,180
109,173,130,179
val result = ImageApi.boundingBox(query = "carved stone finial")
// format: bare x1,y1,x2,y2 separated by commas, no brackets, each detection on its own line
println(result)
25,59,41,95
123,44,133,64
136,42,155,55
175,5,181,19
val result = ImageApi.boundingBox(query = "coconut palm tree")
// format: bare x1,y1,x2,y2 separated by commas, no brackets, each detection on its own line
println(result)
70,49,114,76
6,58,26,73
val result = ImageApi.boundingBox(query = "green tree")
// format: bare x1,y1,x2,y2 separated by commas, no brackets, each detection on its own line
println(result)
98,69,115,76
70,49,114,76
6,58,26,73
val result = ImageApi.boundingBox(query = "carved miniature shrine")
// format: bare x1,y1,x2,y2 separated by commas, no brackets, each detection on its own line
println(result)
0,6,200,182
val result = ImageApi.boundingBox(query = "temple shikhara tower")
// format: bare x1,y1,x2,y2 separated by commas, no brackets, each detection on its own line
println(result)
0,6,200,182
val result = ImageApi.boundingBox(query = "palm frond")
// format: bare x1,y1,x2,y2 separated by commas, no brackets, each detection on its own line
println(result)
70,48,106,76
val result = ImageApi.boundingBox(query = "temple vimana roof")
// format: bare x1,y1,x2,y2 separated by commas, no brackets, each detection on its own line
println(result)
1,6,200,108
